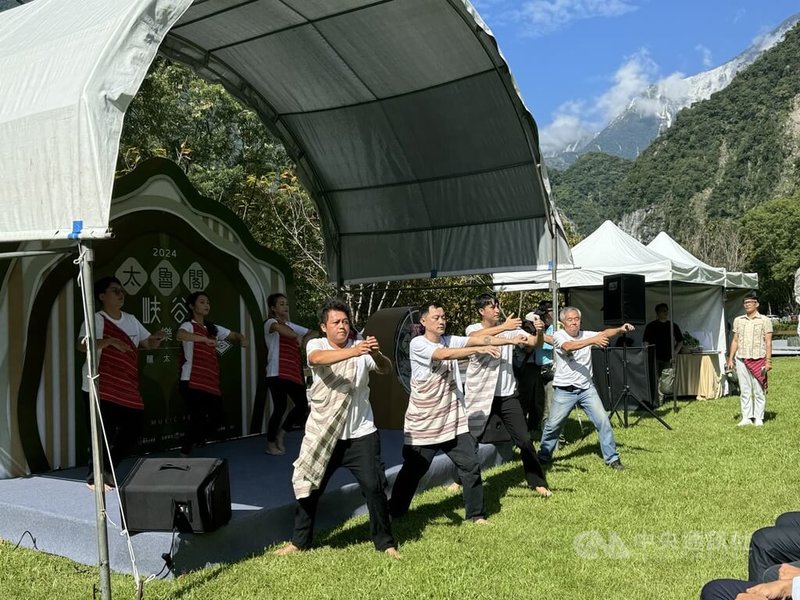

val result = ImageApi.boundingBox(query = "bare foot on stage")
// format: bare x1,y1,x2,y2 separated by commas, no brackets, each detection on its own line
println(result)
384,547,402,559
533,486,552,497
275,543,302,556
445,482,462,494
276,430,286,453
265,442,285,456
471,518,490,526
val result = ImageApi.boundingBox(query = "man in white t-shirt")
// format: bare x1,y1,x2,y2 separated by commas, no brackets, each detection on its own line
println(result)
537,306,634,471
388,301,527,524
276,299,399,558
463,293,550,496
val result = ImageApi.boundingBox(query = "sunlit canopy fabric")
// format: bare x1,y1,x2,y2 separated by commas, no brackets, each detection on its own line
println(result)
646,232,757,290
157,0,571,283
0,0,192,242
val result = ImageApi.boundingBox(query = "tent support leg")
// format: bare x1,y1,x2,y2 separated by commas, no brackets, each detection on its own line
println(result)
78,241,113,600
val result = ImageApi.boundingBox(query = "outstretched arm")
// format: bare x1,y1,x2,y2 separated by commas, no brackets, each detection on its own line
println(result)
467,313,523,338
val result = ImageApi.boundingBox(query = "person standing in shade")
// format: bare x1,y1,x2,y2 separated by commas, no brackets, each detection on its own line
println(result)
264,293,317,455
388,301,527,524
642,303,683,377
276,299,399,557
537,306,633,471
727,292,773,427
463,294,550,497
78,276,166,489
177,292,248,456
532,301,556,432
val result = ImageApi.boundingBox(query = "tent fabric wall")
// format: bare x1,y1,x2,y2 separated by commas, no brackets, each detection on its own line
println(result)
569,284,725,353
0,0,192,242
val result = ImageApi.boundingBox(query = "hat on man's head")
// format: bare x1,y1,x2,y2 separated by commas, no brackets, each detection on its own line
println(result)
524,311,537,322
538,300,553,311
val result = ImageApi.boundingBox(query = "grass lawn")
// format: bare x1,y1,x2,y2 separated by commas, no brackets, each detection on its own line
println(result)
2,358,798,599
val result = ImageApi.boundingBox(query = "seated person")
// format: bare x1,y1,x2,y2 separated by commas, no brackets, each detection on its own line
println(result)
701,512,800,599
642,303,683,376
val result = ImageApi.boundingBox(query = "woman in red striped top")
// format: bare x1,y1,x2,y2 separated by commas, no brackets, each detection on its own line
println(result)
264,293,318,455
177,292,248,456
78,276,166,490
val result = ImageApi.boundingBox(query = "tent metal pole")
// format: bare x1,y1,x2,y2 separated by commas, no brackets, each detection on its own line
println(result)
549,193,559,322
669,280,677,413
78,241,113,600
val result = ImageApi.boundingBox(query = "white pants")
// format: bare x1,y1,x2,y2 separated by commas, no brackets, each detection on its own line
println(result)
735,358,766,420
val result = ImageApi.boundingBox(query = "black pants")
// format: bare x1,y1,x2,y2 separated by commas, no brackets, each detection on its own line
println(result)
748,511,800,581
700,512,800,600
83,392,143,486
516,362,543,430
389,432,485,521
489,393,548,489
699,579,752,600
179,381,224,454
291,432,395,551
266,377,308,442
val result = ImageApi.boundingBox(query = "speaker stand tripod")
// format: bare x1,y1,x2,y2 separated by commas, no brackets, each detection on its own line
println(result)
609,334,672,430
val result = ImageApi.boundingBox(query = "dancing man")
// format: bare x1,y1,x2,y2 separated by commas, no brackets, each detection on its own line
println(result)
537,306,632,471
277,299,399,557
463,294,550,496
388,301,527,524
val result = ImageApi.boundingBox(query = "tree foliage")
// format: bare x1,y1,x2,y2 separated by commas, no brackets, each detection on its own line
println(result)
740,196,800,311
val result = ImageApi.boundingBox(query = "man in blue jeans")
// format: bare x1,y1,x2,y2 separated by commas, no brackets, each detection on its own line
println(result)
537,306,634,471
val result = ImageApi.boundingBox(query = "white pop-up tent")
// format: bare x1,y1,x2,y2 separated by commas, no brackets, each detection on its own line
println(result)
493,221,733,353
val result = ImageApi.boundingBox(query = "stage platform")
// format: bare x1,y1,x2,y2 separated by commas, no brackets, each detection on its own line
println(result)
0,430,512,576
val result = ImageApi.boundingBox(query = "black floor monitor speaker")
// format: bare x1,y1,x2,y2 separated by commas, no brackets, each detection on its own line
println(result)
603,274,646,325
119,457,231,533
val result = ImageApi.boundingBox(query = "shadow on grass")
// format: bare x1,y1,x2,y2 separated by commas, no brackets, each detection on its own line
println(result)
319,457,555,550
167,564,228,598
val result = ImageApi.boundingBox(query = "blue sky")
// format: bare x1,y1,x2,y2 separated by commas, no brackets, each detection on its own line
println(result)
472,0,800,152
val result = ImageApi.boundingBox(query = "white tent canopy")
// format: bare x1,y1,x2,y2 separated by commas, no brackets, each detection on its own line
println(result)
0,0,192,242
493,220,755,353
0,0,571,284
646,231,757,290
494,220,726,291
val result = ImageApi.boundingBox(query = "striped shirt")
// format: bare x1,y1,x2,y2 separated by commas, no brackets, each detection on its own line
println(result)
404,335,469,445
264,318,307,385
179,320,231,395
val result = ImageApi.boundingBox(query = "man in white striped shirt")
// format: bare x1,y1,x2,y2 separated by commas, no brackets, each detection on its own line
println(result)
388,301,525,524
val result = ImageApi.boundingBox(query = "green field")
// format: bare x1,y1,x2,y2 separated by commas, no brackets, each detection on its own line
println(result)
2,358,797,599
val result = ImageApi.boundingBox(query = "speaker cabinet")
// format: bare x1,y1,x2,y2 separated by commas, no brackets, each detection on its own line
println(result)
602,274,646,325
591,346,656,409
119,457,231,533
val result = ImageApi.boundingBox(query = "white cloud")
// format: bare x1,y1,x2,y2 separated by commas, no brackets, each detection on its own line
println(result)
695,44,713,67
595,50,657,120
540,50,696,153
539,101,599,154
517,0,640,36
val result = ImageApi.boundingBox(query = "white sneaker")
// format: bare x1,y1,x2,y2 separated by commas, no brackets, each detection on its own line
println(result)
737,418,752,427
754,419,764,426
